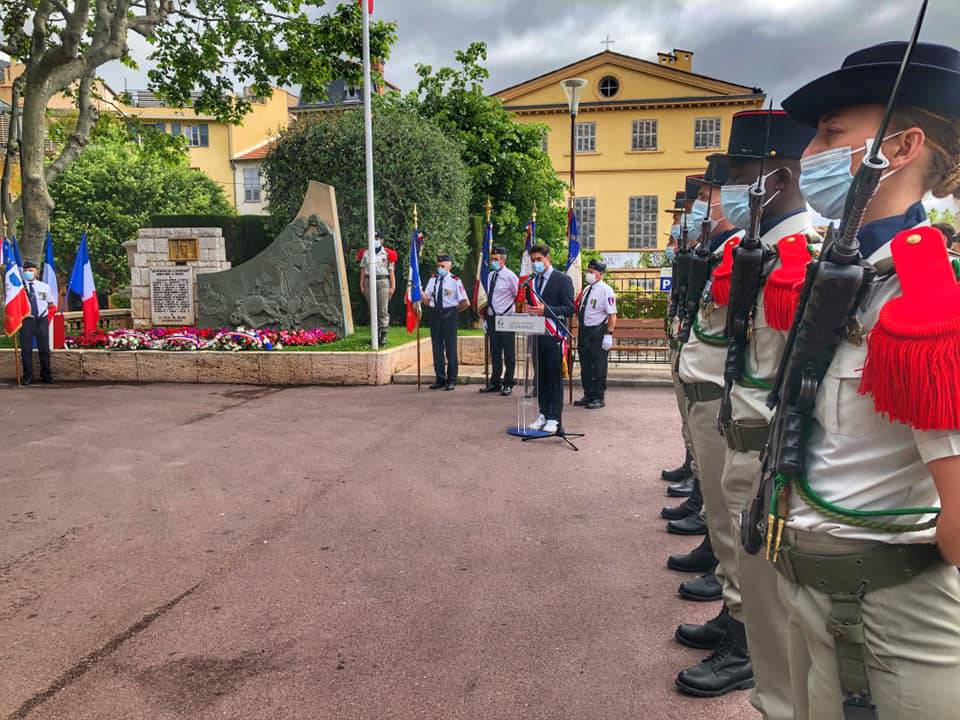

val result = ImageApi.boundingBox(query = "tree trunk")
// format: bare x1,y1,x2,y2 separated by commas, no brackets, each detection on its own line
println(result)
18,88,54,261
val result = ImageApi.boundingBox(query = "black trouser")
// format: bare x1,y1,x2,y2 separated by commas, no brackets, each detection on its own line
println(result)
579,324,608,401
486,316,515,387
430,307,458,383
19,316,52,382
535,336,564,421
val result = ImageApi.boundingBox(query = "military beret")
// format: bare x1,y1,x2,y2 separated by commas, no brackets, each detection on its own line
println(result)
436,253,452,263
22,259,38,270
491,245,507,256
588,259,607,273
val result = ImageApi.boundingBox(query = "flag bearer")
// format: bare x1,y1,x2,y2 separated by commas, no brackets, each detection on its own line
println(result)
423,253,468,390
574,259,617,409
358,232,397,347
19,260,54,386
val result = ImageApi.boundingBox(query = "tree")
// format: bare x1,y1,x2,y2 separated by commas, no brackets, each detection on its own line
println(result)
0,1,396,259
48,114,233,292
407,42,568,263
262,99,471,323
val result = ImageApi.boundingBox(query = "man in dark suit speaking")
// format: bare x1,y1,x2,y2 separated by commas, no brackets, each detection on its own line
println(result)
522,243,575,434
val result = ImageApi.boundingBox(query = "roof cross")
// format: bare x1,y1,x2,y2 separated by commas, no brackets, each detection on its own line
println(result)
601,35,615,52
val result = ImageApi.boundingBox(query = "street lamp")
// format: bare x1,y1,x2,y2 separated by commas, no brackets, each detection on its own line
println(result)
560,78,588,212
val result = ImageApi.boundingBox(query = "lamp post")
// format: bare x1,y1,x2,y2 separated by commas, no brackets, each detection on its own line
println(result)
560,78,588,214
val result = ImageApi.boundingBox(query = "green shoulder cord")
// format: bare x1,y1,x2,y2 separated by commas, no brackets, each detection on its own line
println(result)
692,315,727,346
953,257,960,281
735,346,773,390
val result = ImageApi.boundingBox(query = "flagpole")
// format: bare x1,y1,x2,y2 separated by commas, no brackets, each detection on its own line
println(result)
414,203,422,391
361,1,379,350
483,196,491,388
13,332,21,386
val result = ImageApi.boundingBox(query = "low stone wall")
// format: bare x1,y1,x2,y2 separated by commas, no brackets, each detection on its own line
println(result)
1,338,430,387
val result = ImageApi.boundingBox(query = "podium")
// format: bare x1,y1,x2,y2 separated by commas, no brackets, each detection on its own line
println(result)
496,314,551,438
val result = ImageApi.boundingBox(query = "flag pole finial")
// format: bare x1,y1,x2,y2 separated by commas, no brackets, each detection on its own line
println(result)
485,196,493,224
413,203,419,228
532,201,538,222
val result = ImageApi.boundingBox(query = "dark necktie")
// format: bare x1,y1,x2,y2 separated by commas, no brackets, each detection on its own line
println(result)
435,276,443,308
536,274,544,298
27,283,39,318
578,286,593,326
488,271,499,314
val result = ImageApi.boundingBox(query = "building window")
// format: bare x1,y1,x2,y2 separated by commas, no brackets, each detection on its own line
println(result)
0,113,9,147
574,197,597,250
628,278,656,291
632,119,657,151
694,117,721,150
598,75,620,99
628,196,658,249
243,167,262,203
173,123,209,147
575,122,596,153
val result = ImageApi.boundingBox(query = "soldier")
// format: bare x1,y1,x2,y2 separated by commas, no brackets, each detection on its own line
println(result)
358,232,396,347
478,245,519,396
764,40,960,719
574,259,617,409
422,254,468,390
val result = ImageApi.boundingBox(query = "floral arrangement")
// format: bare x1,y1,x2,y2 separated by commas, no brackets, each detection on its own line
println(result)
65,326,338,352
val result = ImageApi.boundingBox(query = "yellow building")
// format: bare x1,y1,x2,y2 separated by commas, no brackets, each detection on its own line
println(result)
494,49,764,269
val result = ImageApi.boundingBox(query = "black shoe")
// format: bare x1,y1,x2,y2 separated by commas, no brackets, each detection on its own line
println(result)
666,476,696,498
675,618,754,697
667,513,707,536
676,605,730,650
21,377,33,387
678,572,723,602
667,534,718,573
445,382,456,391
500,385,513,397
661,494,702,522
661,449,694,482
573,396,591,407
41,377,53,384
379,332,388,346
585,399,604,409
478,384,502,393
429,381,446,390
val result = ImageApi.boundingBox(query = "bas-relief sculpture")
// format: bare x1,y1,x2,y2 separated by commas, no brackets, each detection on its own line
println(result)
197,182,354,336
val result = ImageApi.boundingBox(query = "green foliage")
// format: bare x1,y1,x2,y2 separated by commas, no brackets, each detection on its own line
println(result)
614,292,669,320
928,208,957,227
403,42,568,263
262,100,471,323
48,115,234,291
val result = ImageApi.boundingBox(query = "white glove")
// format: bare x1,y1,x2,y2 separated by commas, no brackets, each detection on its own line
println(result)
602,334,613,351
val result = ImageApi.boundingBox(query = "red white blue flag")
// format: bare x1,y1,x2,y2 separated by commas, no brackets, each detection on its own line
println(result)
358,0,373,13
516,219,535,304
406,228,424,333
474,221,492,313
565,208,582,297
66,231,99,335
3,239,29,336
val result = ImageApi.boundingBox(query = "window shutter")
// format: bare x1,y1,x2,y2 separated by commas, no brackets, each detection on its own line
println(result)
199,124,209,147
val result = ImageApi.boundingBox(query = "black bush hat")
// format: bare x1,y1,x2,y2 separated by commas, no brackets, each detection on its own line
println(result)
685,174,704,200
726,110,815,160
701,154,730,186
783,42,960,128
664,191,685,214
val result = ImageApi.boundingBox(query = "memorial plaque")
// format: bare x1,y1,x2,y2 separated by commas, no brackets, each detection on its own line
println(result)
169,238,199,262
150,266,195,325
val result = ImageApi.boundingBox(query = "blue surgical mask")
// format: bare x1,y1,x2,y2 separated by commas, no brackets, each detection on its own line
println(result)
670,223,682,241
437,267,449,277
689,199,721,234
799,133,905,220
23,270,35,281
682,211,703,243
533,260,546,274
720,170,783,230
489,260,501,272
665,246,676,263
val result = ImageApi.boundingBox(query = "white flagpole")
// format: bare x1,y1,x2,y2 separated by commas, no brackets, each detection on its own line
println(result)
361,2,379,350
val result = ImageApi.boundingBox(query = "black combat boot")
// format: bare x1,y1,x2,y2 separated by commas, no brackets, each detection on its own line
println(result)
666,513,707,536
675,617,754,697
676,605,730,650
678,571,723,602
662,479,703,520
666,475,696,498
661,449,693,482
667,533,718,573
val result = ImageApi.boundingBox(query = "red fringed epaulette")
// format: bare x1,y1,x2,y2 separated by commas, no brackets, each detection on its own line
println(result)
860,226,960,430
764,234,814,331
356,248,366,261
386,248,398,263
711,235,741,307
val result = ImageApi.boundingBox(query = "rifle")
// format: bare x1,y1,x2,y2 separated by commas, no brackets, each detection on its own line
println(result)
741,0,930,560
679,182,718,343
668,207,693,338
717,104,774,430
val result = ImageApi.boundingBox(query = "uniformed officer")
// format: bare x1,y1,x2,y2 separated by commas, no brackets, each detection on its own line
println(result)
765,40,960,720
358,232,397,347
18,260,54,386
574,259,617,409
479,245,519,396
422,254,468,390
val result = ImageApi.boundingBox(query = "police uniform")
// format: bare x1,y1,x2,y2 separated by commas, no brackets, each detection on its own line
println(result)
18,262,54,385
480,246,519,395
423,255,467,390
576,259,616,409
358,236,396,345
766,42,960,720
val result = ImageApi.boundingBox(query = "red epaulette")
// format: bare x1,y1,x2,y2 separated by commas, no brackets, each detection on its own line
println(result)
711,235,741,307
860,226,960,430
764,234,814,331
385,248,398,263
356,248,366,261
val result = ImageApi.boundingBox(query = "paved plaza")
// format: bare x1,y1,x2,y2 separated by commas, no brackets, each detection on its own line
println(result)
1,383,753,719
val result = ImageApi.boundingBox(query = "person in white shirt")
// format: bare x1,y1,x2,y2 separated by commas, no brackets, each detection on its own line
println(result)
18,260,54,386
478,245,520,396
422,253,468,390
574,259,617,409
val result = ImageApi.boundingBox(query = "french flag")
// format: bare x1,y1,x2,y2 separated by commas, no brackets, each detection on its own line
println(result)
3,239,30,337
67,232,99,335
516,219,535,304
405,228,424,334
565,209,582,298
473,221,491,313
43,233,60,349
358,0,373,13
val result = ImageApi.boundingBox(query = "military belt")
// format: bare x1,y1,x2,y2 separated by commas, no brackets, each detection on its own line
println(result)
721,420,769,453
775,542,944,720
683,381,723,404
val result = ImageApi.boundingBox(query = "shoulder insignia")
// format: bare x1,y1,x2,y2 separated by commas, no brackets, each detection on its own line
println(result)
710,235,741,307
860,226,960,430
764,234,814,331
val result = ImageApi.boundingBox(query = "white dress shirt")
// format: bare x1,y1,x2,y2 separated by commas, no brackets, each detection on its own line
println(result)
486,266,519,316
578,280,617,327
25,279,54,319
423,274,467,309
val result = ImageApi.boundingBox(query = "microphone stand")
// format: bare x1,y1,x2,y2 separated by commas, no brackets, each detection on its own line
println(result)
521,277,584,451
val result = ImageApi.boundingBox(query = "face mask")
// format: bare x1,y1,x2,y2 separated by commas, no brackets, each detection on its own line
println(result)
670,223,682,242
375,243,382,252
437,267,448,277
23,270,35,281
799,132,906,220
533,260,546,274
690,199,721,233
665,246,676,263
682,212,703,243
720,170,784,230
585,271,598,285
489,260,501,272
